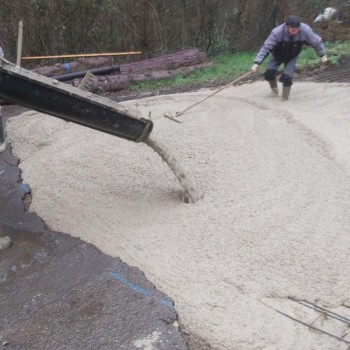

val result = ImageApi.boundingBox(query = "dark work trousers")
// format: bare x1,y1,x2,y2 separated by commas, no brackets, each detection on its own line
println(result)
267,56,298,84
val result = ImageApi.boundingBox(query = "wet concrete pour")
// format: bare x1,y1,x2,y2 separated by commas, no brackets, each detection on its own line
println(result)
2,60,350,349
0,107,188,350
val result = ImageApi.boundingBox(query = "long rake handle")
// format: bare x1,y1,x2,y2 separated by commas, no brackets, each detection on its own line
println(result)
176,70,253,117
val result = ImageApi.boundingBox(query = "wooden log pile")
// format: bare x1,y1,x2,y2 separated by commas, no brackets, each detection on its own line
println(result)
73,62,213,93
33,48,209,92
77,48,208,92
118,48,207,74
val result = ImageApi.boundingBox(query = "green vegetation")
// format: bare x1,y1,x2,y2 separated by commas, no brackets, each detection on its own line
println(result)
298,41,350,65
130,40,350,93
130,52,258,92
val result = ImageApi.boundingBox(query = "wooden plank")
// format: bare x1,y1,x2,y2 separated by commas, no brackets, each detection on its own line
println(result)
22,51,142,60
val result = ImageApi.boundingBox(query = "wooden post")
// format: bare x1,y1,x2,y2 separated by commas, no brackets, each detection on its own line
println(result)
0,106,6,153
16,20,24,66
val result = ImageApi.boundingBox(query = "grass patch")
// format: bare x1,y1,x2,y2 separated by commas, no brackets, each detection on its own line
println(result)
298,41,350,65
130,40,350,93
130,52,260,92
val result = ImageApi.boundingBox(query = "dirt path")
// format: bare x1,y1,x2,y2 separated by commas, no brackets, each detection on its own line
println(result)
6,80,350,350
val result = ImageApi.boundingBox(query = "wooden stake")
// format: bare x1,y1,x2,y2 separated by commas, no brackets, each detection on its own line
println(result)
16,20,24,66
78,71,96,91
22,51,142,60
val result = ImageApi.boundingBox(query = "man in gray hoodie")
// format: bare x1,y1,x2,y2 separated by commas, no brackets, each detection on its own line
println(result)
251,16,327,101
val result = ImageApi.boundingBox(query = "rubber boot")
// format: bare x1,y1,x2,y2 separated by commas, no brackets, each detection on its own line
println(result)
268,79,279,96
282,86,291,101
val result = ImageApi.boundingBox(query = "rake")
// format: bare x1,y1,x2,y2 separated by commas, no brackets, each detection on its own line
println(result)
164,70,253,123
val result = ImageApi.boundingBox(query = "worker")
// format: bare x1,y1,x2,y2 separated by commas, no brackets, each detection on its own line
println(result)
251,15,328,101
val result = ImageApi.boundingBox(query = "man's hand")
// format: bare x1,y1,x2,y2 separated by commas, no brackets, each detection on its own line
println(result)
320,55,328,64
251,63,259,72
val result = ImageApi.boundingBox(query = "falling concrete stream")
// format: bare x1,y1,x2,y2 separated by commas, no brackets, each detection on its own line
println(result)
144,135,201,203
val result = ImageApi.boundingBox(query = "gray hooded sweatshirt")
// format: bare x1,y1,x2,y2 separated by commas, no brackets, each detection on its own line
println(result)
254,23,326,65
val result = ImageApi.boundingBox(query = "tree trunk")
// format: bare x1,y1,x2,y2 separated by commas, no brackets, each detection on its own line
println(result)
118,48,207,75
